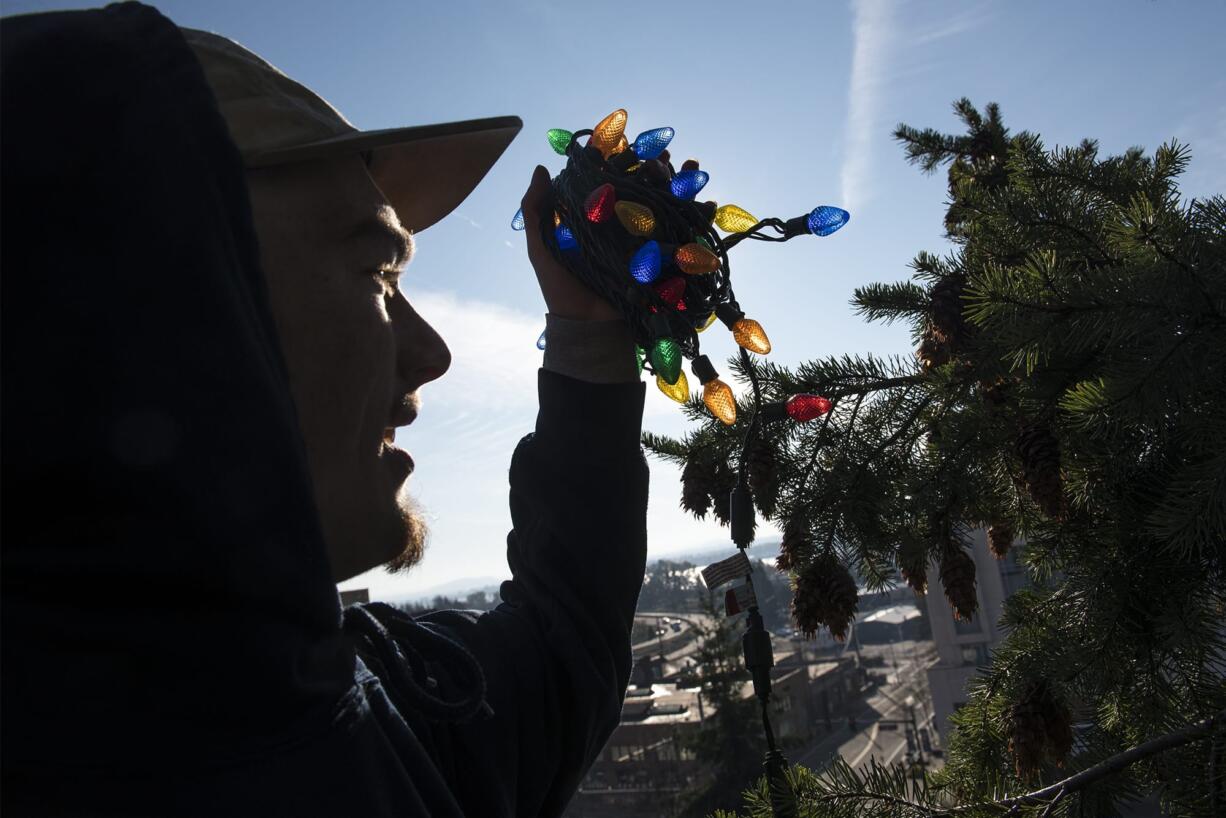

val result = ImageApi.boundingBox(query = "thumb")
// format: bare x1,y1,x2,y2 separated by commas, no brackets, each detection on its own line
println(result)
520,164,550,221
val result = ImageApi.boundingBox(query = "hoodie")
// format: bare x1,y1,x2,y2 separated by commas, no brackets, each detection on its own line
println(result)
0,4,648,816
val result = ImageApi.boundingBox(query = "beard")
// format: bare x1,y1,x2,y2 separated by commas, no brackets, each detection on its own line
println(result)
384,489,428,574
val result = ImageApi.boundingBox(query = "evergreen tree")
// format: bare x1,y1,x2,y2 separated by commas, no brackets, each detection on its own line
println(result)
644,100,1226,816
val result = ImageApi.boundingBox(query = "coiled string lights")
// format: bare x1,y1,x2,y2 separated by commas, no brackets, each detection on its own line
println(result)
513,109,850,816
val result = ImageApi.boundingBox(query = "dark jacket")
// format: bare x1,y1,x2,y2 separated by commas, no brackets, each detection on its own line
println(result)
0,4,648,815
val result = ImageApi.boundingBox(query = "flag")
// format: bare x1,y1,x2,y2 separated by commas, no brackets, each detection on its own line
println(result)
700,550,751,590
724,582,758,616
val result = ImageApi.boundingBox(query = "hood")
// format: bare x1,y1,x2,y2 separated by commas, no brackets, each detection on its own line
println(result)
1,2,354,769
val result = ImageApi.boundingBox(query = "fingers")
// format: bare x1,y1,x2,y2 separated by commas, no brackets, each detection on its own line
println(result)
521,164,550,221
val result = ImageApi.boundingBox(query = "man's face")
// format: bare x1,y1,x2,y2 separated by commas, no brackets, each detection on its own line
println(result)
246,156,451,582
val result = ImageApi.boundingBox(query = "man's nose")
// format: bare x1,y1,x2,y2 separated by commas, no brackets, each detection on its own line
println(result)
390,293,451,390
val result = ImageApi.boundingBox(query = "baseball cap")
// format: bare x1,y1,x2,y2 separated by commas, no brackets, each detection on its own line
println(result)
181,28,522,234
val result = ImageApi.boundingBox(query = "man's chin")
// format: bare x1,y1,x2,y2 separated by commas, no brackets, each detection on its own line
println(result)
384,491,428,574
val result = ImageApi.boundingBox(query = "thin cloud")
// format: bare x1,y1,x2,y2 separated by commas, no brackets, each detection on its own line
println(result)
840,0,894,214
452,211,483,230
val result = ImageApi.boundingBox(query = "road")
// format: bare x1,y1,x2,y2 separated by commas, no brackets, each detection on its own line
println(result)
793,640,940,774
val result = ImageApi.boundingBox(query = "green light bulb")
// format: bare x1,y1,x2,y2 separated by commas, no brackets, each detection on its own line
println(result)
547,128,573,155
650,337,682,385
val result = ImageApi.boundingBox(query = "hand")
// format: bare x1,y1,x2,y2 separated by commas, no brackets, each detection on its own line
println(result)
520,165,622,322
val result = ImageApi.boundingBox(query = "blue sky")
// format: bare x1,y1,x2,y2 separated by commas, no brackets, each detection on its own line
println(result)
7,0,1222,598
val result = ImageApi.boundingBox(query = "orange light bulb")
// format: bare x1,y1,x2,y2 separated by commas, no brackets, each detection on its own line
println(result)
732,318,771,354
674,243,719,275
589,108,628,157
703,379,737,425
657,370,689,403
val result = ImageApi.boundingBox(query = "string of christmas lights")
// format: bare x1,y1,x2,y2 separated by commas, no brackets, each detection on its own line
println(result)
513,109,849,817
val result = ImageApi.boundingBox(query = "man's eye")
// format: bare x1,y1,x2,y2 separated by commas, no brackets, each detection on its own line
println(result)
375,269,401,295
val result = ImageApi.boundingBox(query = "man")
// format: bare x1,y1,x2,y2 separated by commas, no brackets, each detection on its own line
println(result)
1,4,647,816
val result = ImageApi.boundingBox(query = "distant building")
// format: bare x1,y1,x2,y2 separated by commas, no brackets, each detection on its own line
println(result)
923,529,1029,737
338,588,369,607
567,649,861,818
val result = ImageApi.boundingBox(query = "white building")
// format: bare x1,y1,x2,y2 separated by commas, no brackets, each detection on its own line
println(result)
923,528,1029,738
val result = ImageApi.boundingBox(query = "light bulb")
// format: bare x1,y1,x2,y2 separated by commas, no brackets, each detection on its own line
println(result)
632,126,674,160
657,369,689,403
807,205,850,236
674,243,719,275
786,394,832,422
547,128,573,155
670,169,709,200
589,108,628,157
650,337,682,385
555,223,578,251
703,379,737,425
635,345,645,375
629,240,662,284
696,311,717,333
652,276,686,311
732,317,771,354
584,183,616,224
536,328,547,350
554,211,562,227
714,204,758,233
609,134,629,158
511,207,525,231
615,201,655,236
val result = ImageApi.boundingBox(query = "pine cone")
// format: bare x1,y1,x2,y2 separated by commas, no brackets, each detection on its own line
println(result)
680,457,712,519
748,438,779,519
1008,679,1073,781
988,521,1014,559
939,545,978,622
791,552,859,642
777,517,809,573
1015,422,1064,519
710,460,736,526
898,544,929,595
916,330,950,370
929,278,967,348
980,377,1013,411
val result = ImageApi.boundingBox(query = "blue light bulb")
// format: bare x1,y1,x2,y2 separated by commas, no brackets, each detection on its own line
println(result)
670,169,709,200
511,207,525,231
629,240,662,284
536,328,547,350
806,206,850,236
555,223,578,251
632,127,674,160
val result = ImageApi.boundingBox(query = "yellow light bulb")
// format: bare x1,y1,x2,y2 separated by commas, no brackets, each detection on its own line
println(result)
696,312,717,333
674,243,720,275
703,379,737,425
553,211,561,227
656,369,689,403
732,318,772,354
590,108,628,157
614,201,656,237
714,204,758,233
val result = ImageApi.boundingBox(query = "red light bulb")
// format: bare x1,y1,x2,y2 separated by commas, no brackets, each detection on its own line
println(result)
786,394,832,422
651,275,687,311
584,183,616,224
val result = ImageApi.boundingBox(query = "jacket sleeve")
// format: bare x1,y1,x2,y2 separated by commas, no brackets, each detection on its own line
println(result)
422,367,648,817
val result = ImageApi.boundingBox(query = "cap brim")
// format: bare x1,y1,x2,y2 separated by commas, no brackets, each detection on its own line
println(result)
244,115,523,234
